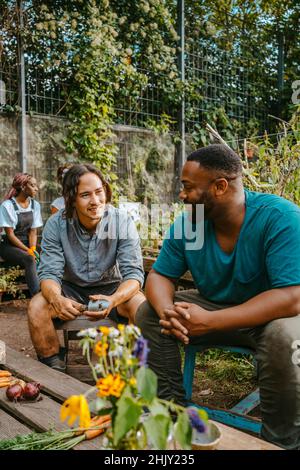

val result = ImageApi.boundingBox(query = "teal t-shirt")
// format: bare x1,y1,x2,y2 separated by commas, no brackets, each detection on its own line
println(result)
153,190,300,305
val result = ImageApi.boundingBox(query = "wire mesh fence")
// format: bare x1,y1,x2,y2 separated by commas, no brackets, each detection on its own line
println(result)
0,45,270,132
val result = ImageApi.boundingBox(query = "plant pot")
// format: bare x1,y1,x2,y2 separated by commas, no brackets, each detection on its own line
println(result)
191,421,221,450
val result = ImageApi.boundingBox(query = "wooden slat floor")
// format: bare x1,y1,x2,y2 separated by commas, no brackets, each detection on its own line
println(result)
0,346,281,450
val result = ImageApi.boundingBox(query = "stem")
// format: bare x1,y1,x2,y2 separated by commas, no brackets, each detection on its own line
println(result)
157,398,186,413
86,344,98,383
83,384,98,398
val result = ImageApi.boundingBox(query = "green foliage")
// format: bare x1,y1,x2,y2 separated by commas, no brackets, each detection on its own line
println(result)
143,414,171,450
79,325,198,450
0,429,83,450
145,148,166,173
196,349,255,383
0,266,25,298
113,393,142,447
1,0,299,198
136,366,157,402
244,106,300,205
174,411,192,450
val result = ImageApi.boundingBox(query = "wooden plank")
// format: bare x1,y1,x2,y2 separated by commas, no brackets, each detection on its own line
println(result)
0,408,31,439
55,317,116,331
0,388,100,450
4,346,92,401
214,420,281,450
66,365,94,384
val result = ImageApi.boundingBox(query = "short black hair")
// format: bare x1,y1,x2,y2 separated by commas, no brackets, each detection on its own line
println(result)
62,164,112,219
187,144,243,177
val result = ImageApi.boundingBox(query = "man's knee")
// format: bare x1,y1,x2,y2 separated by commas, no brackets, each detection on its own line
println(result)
261,316,300,367
28,292,49,324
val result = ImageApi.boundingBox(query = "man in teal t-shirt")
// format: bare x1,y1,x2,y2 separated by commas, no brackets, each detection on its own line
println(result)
136,144,300,450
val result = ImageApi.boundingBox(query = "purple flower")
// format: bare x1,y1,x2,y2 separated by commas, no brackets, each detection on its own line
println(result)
187,407,207,433
133,337,150,366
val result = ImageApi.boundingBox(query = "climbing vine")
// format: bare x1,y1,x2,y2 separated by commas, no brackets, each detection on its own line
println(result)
0,0,299,187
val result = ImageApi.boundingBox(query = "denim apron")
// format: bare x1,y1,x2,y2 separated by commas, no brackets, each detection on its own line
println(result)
3,198,35,246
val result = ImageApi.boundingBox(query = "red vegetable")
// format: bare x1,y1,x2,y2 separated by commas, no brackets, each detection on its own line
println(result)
6,383,23,401
22,382,41,401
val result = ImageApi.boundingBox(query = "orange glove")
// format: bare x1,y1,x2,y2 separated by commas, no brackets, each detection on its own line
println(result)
27,246,36,257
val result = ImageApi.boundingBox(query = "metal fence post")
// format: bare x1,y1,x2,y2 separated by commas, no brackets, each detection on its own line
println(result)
18,0,27,173
277,30,284,116
174,0,185,197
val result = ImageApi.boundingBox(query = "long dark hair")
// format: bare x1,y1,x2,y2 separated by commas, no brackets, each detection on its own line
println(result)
62,164,112,219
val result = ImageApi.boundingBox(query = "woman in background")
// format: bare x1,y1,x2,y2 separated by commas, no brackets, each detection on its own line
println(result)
50,164,73,214
0,173,43,297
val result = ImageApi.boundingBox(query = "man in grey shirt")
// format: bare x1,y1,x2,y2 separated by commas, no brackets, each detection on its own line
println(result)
27,164,145,371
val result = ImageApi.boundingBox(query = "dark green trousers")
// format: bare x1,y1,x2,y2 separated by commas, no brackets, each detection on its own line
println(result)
136,289,300,450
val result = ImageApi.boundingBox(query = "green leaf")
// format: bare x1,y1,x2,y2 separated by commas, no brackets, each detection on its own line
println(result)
149,399,169,417
174,412,192,450
143,414,171,450
89,397,110,414
136,366,157,403
113,395,142,447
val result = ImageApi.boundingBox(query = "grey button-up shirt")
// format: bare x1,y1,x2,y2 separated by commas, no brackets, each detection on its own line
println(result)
38,205,144,288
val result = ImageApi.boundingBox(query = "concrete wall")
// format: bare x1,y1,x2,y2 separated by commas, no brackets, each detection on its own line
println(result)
0,115,177,223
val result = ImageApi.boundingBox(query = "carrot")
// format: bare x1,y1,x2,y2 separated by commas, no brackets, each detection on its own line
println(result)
0,377,12,383
0,381,11,388
84,415,111,440
0,371,12,378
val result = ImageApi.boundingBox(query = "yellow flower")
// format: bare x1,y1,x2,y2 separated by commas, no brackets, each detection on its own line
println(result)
129,377,137,387
97,373,125,398
99,326,110,336
60,395,91,428
118,324,125,332
94,341,108,357
127,358,133,366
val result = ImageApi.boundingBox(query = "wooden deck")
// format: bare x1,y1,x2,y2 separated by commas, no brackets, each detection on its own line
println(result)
0,346,280,450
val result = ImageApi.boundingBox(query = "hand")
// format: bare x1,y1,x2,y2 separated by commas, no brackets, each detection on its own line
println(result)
159,302,215,344
82,293,116,322
159,303,190,344
50,295,84,321
27,246,39,264
33,250,40,265
27,246,36,258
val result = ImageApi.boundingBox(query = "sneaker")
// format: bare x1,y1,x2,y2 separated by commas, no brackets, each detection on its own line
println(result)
38,353,66,372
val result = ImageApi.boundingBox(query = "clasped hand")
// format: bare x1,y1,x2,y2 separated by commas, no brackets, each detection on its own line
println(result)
159,302,214,344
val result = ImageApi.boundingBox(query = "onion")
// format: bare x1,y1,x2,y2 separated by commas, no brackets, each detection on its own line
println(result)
22,382,41,401
6,383,23,401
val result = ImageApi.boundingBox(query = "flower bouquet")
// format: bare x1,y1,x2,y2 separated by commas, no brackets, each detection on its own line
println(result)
60,324,210,450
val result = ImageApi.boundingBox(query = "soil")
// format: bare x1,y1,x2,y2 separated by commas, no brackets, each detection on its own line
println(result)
0,299,36,359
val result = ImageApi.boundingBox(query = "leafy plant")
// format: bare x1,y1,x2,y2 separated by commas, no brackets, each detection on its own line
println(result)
60,325,209,450
0,266,25,298
243,106,300,205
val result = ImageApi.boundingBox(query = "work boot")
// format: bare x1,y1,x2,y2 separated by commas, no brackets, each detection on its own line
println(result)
38,353,66,372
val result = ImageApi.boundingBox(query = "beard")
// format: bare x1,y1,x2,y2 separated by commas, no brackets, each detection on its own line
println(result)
185,191,215,223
